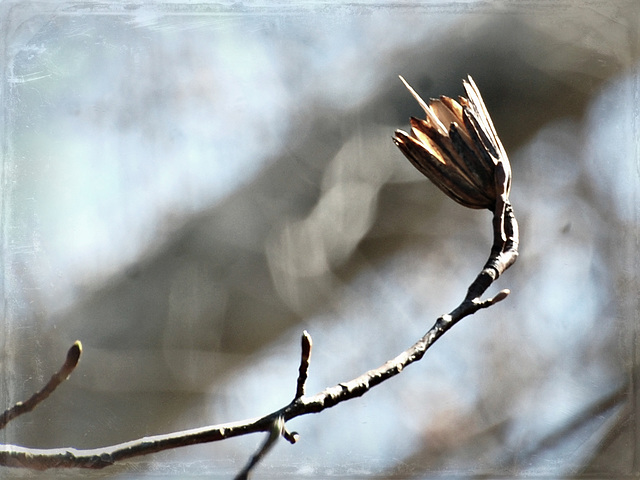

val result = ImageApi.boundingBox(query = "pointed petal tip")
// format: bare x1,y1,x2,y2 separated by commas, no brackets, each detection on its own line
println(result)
398,75,431,114
393,130,410,145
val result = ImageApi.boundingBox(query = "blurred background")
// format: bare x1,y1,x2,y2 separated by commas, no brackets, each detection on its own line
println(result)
1,1,638,478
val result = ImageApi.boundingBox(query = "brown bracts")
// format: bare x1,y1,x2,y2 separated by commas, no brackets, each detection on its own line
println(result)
394,75,518,300
393,75,511,212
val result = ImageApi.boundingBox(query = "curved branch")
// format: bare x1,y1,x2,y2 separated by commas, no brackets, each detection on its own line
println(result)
0,292,509,470
0,201,518,471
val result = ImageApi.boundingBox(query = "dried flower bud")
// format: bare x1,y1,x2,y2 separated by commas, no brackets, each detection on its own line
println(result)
393,75,511,211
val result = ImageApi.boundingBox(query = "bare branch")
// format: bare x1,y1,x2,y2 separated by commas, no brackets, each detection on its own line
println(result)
0,341,82,431
0,75,520,476
0,148,519,474
0,197,517,470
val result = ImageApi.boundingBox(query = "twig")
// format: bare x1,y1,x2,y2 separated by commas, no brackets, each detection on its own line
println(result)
294,330,312,400
0,341,82,431
0,75,519,475
234,416,284,480
0,294,503,469
0,199,517,470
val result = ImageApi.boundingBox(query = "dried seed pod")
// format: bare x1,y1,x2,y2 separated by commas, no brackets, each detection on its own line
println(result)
394,76,511,211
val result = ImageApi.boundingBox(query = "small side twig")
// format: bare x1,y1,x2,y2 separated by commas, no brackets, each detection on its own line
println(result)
0,341,82,430
294,330,313,400
235,416,284,480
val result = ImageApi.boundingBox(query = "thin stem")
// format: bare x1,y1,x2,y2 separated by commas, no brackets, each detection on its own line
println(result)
0,252,515,470
466,201,518,302
0,200,519,472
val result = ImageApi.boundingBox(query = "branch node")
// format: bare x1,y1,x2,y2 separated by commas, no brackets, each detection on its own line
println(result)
436,314,453,328
235,416,284,480
282,428,299,444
